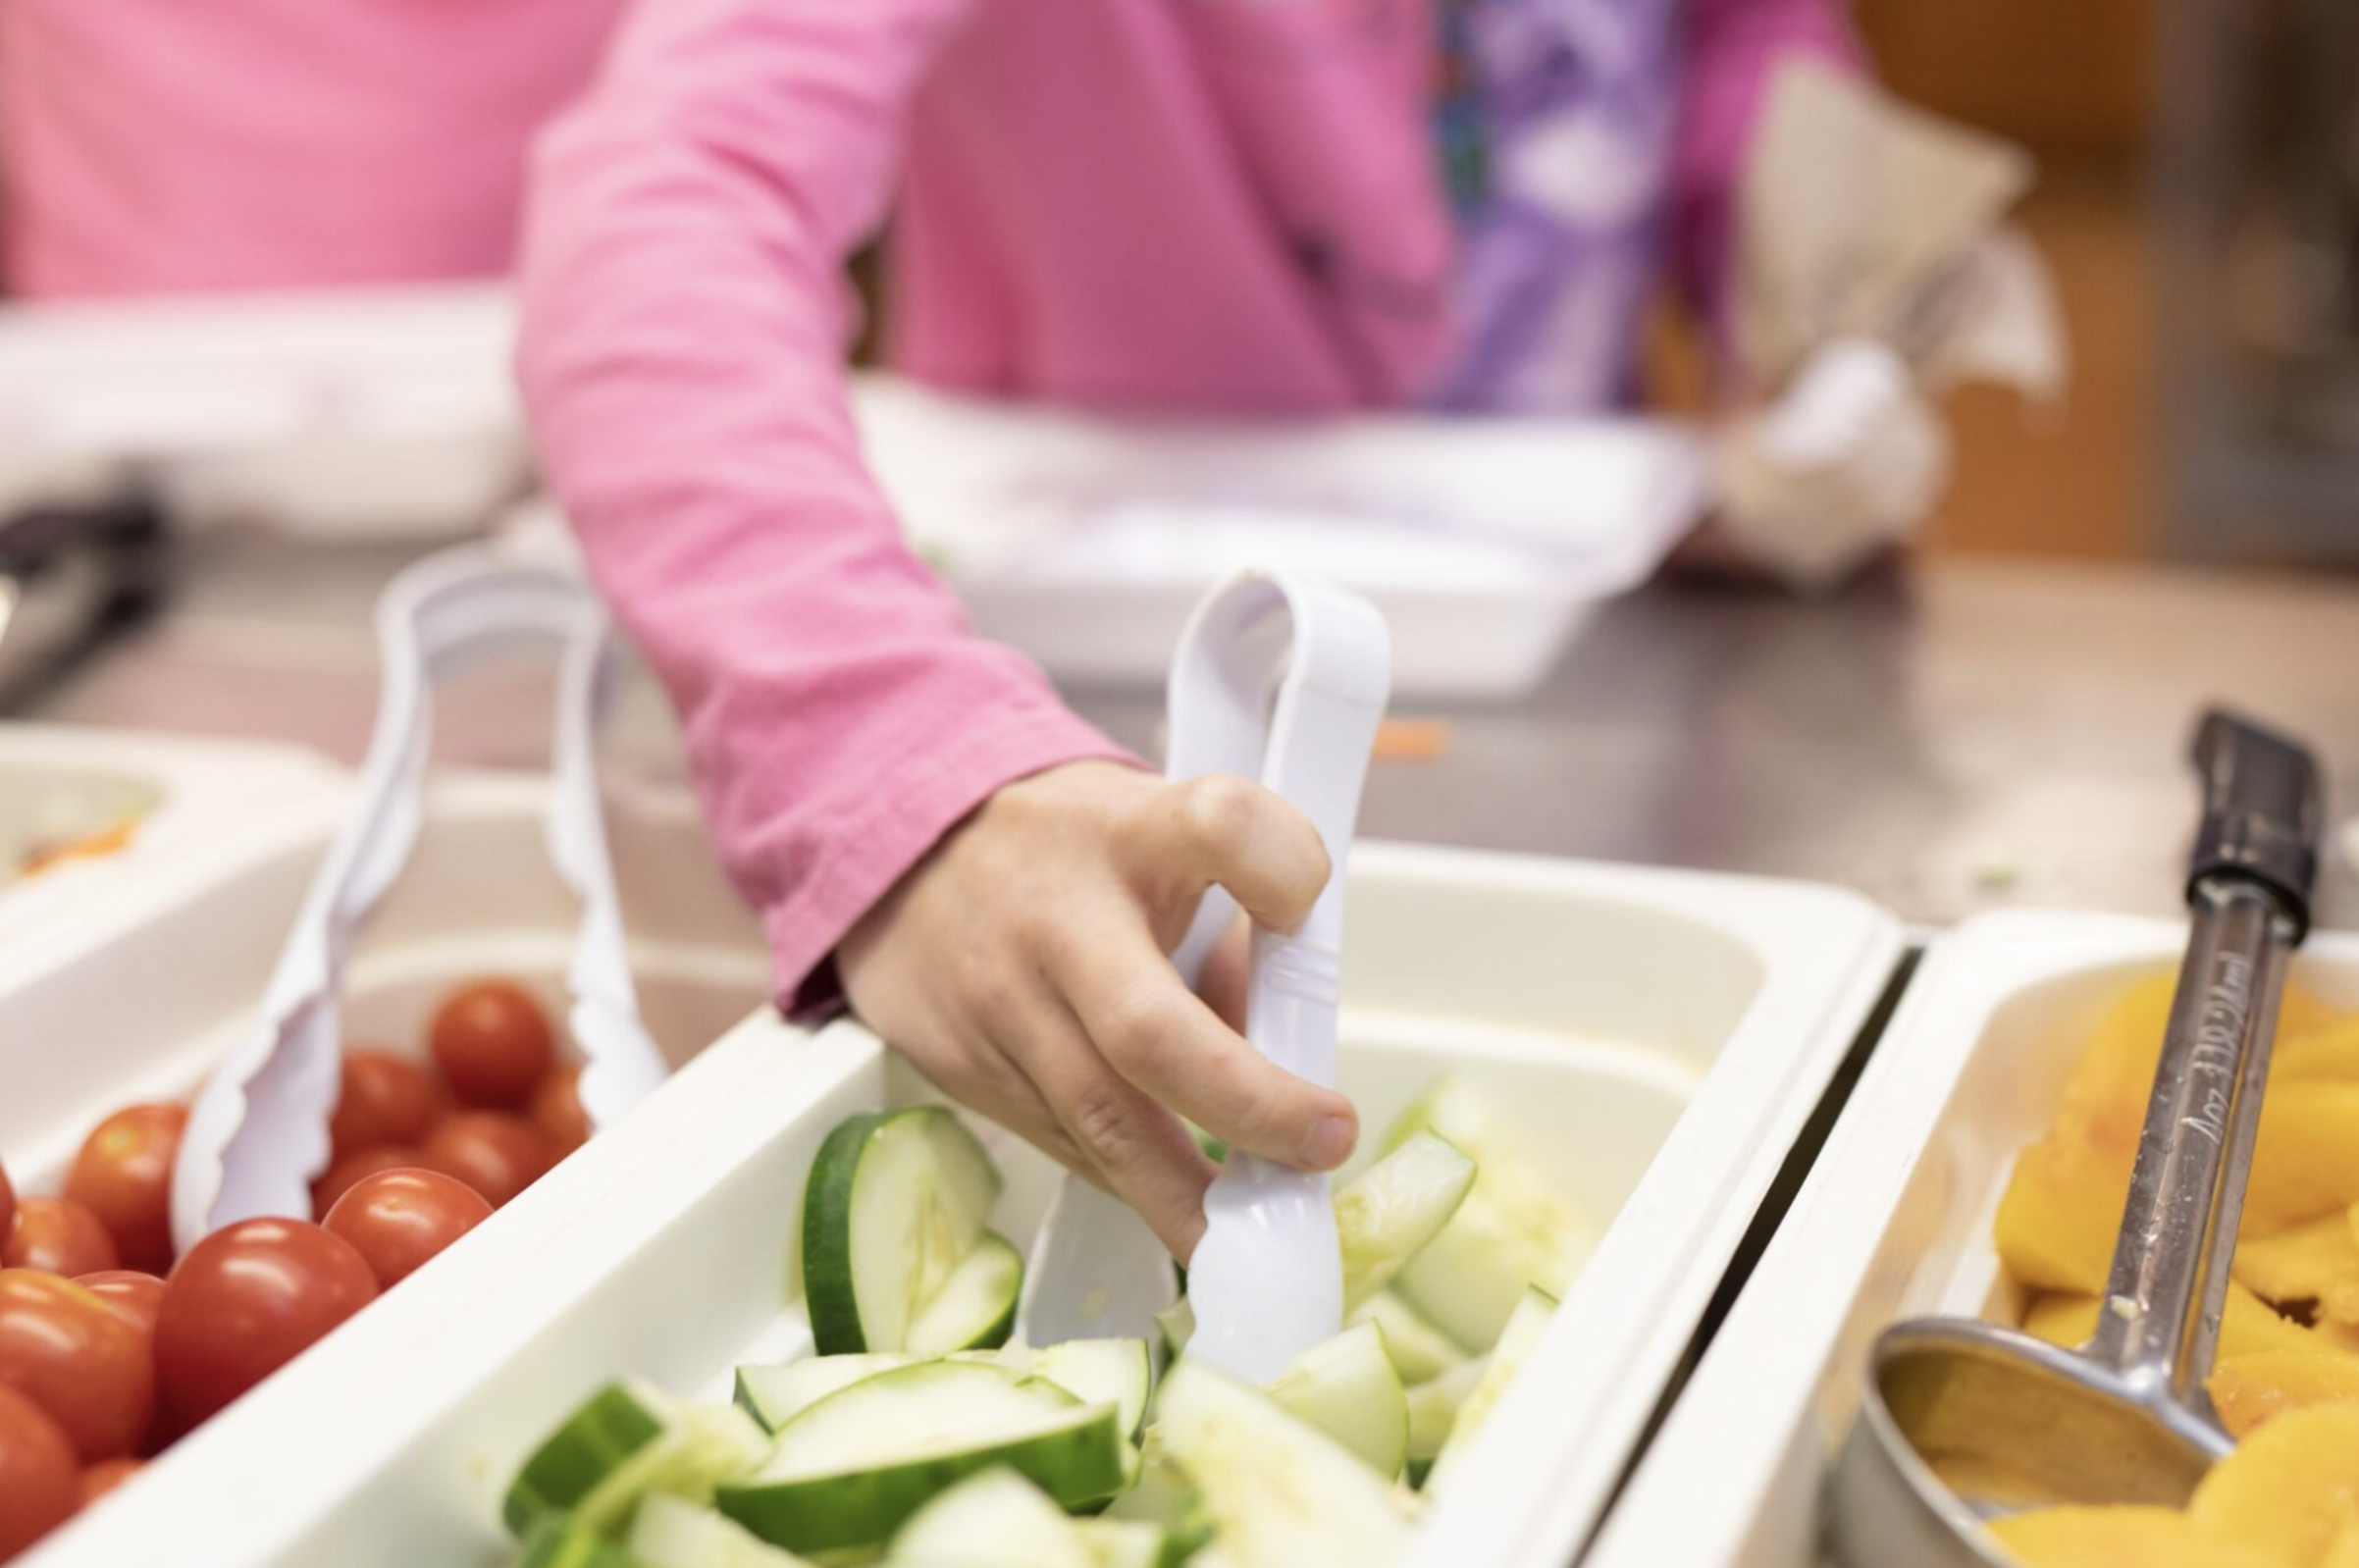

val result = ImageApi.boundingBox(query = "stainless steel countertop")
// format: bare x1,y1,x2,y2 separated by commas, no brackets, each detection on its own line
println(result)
26,537,2359,931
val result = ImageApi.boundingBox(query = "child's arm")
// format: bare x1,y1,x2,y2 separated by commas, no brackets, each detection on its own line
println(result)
1669,0,1865,361
517,0,1355,1259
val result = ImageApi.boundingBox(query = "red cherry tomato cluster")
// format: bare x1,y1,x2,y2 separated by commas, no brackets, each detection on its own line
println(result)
0,977,582,1560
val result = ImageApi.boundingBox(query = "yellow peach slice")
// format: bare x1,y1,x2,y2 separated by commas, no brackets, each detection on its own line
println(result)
2208,1351,2359,1439
1988,1504,2292,1568
2236,1215,2359,1324
2189,1403,2359,1565
2279,1019,2359,1086
2249,1086,2359,1236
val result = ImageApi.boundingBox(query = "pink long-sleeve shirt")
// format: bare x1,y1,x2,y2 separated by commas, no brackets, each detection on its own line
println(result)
1,0,1854,1004
518,0,1855,1003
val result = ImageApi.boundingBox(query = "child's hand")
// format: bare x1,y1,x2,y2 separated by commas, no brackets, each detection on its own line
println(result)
837,760,1359,1261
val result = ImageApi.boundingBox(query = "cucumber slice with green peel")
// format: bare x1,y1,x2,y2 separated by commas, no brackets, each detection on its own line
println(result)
1264,1322,1409,1479
1387,1079,1593,1350
961,1340,1154,1441
505,1384,766,1539
735,1355,917,1434
715,1362,1127,1555
1154,1363,1409,1568
804,1109,1004,1355
1346,1291,1465,1385
507,1514,650,1568
1404,1356,1487,1468
1424,1285,1555,1495
1334,1131,1476,1312
630,1495,812,1568
905,1230,1022,1354
886,1468,1093,1568
1029,1339,1153,1440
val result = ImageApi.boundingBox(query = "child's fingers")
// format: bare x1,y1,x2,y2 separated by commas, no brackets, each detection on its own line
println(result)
1193,914,1251,1029
1054,921,1359,1174
1129,775,1331,934
1003,995,1219,1262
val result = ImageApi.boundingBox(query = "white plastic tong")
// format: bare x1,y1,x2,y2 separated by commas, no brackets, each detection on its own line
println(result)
170,545,667,1255
1015,569,1390,1385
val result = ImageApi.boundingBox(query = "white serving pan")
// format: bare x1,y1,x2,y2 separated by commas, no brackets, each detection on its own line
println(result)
0,768,774,1568
0,725,339,945
1587,910,2359,1568
26,844,1899,1568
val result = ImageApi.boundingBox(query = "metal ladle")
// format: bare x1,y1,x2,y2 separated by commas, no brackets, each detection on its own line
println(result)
1829,707,2326,1566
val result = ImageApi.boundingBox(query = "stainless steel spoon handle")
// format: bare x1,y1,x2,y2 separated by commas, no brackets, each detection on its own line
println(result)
2090,709,2321,1406
2088,880,2291,1402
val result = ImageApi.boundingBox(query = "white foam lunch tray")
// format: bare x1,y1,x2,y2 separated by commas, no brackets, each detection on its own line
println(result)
1586,910,2359,1568
26,844,1898,1568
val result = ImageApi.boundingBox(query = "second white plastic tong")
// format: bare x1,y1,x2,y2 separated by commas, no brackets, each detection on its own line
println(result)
1167,568,1391,1385
170,545,666,1255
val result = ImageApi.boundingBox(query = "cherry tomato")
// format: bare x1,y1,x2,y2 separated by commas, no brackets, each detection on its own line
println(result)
0,1385,77,1559
328,1049,444,1158
0,1160,14,1245
65,1104,185,1274
418,1113,551,1208
527,1065,592,1156
79,1455,142,1505
0,1270,153,1463
74,1271,165,1340
74,1271,169,1453
428,979,554,1109
310,1144,422,1219
3,1196,119,1277
322,1169,492,1289
154,1219,376,1429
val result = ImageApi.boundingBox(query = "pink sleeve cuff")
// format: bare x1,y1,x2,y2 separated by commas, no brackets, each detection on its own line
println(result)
766,706,1140,1014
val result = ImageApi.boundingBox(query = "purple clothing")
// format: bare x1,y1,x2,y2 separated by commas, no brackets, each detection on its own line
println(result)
1434,0,1861,412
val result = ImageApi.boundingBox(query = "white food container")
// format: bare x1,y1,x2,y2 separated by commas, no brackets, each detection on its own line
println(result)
27,845,1898,1568
1,769,773,1568
0,725,339,946
1587,910,2359,1568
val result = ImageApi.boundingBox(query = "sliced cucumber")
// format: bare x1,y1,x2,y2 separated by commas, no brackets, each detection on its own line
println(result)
887,1467,1092,1568
505,1384,765,1539
1154,1363,1409,1568
905,1230,1022,1354
715,1361,1127,1554
1030,1339,1154,1441
1347,1291,1465,1385
1265,1323,1408,1479
1405,1356,1487,1469
1102,1426,1211,1558
1153,1297,1196,1361
1334,1131,1476,1311
803,1109,1004,1355
1388,1079,1593,1350
630,1495,811,1568
1425,1285,1555,1495
507,1513,649,1568
735,1354,916,1434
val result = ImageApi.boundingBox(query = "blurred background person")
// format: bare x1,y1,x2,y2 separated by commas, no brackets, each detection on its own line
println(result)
0,0,627,297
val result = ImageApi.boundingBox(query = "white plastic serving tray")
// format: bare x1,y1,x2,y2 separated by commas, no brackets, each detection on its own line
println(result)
1587,910,2359,1568
2,769,773,1568
0,725,340,948
27,844,1899,1568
